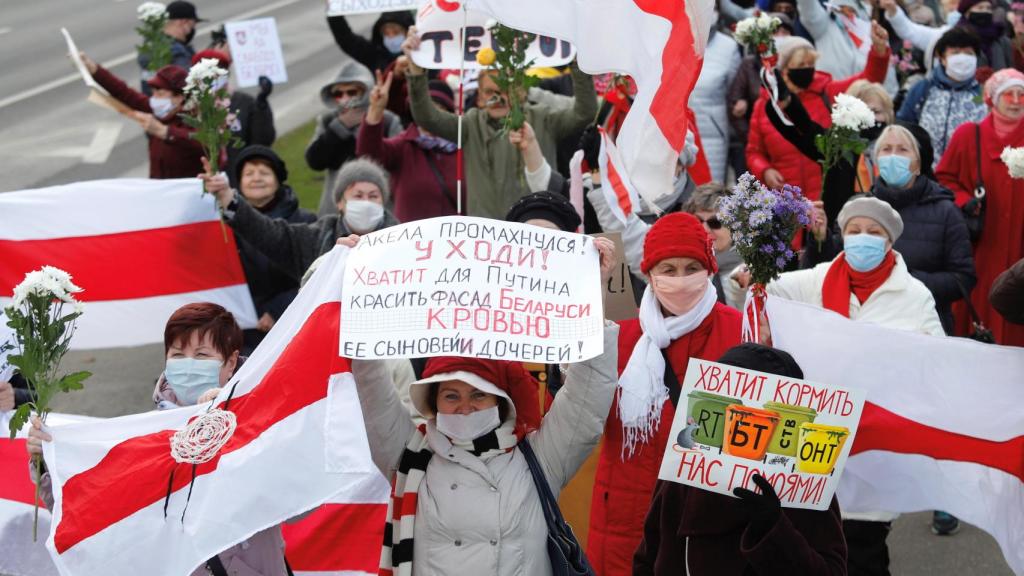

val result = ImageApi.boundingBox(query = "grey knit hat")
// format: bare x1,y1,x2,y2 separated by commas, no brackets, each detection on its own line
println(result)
332,158,391,204
775,36,815,70
837,196,904,242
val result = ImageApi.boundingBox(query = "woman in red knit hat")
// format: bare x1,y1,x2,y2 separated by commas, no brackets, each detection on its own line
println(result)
349,237,620,576
586,212,743,576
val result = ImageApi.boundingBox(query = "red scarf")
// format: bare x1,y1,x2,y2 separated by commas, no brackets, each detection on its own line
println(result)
821,252,897,317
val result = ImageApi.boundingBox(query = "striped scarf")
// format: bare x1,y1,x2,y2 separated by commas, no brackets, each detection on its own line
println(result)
379,419,520,576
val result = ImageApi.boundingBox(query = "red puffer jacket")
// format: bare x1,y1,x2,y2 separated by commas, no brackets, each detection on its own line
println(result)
586,304,742,576
745,47,890,201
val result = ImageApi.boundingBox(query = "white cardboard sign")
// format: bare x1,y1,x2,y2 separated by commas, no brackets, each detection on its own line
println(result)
658,358,866,511
339,216,604,363
327,0,419,15
225,18,288,88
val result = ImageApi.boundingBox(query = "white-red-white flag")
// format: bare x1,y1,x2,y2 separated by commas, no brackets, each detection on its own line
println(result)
0,178,258,349
767,297,1024,575
39,246,383,576
465,0,716,209
597,128,643,224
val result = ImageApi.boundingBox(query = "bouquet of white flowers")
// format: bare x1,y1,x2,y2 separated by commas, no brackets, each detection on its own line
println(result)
734,13,782,66
1000,146,1024,179
5,266,90,540
136,2,172,73
815,93,876,196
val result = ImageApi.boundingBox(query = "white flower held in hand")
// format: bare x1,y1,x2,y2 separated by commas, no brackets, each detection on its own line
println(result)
137,2,167,22
1001,146,1024,179
830,93,876,131
11,267,83,308
184,58,229,95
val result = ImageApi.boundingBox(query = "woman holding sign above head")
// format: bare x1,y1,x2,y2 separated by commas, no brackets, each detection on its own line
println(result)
586,212,743,576
633,343,847,576
345,233,619,576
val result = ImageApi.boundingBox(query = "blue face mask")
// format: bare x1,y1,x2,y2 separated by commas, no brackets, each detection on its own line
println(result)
383,34,405,55
164,358,222,405
843,233,888,272
149,97,176,119
877,154,914,187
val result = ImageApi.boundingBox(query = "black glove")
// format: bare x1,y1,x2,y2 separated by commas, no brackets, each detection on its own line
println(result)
578,124,601,170
733,473,782,540
257,76,274,106
963,196,983,218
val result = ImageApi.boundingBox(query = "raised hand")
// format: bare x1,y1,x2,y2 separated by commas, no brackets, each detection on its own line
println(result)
366,69,393,126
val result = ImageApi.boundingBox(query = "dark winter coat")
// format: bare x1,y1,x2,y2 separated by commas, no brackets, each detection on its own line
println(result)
92,66,205,179
227,197,399,283
226,91,277,186
326,11,414,73
804,177,976,334
137,36,195,94
633,481,847,576
990,258,1024,325
356,121,460,222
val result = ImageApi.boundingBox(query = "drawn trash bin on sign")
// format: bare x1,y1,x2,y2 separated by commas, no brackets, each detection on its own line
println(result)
797,423,850,475
722,404,780,461
686,391,743,449
763,401,817,458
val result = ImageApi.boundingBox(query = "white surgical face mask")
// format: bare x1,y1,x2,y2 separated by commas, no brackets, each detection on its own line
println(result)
944,53,977,82
212,75,229,92
343,199,385,233
164,358,222,405
436,406,501,443
149,97,175,119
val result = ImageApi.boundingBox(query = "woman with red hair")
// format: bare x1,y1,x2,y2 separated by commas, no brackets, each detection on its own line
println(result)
587,213,743,575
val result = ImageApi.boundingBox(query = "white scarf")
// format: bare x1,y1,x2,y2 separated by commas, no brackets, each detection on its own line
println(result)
617,279,717,459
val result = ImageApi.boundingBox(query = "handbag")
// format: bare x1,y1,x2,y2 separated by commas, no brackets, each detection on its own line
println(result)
518,438,596,576
963,123,987,242
953,276,995,344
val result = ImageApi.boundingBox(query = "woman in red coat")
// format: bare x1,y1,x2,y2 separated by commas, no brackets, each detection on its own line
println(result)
936,68,1024,347
746,23,891,200
586,213,743,576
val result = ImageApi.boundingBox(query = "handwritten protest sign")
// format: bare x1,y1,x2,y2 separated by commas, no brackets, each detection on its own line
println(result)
412,0,576,70
658,359,866,511
0,310,15,382
225,18,288,88
340,217,604,363
594,233,637,322
327,0,418,15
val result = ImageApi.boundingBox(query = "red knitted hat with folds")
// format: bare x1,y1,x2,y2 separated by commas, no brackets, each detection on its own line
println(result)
422,356,542,435
640,212,718,275
147,65,189,93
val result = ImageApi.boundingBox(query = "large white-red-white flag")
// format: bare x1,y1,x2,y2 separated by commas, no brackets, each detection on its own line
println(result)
35,246,385,576
465,0,715,209
768,297,1024,575
0,178,258,349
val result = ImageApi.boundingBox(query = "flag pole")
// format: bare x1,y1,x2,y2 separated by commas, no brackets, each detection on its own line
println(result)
456,3,468,215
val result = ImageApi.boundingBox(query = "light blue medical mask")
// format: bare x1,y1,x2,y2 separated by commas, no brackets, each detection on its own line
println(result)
164,358,222,405
383,34,405,55
843,233,888,272
877,154,914,187
149,97,176,119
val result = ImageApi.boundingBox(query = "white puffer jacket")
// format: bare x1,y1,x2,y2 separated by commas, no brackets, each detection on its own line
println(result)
352,323,619,576
689,30,741,183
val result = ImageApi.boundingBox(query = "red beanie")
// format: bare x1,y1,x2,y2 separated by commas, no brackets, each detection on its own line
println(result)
191,49,232,69
147,65,189,93
421,357,542,436
640,212,718,275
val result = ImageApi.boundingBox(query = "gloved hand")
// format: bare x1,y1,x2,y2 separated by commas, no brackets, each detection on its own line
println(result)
578,124,601,171
257,75,273,106
963,196,984,217
733,473,782,540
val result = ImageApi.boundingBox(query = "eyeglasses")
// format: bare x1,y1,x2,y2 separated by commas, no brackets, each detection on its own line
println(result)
696,215,723,230
332,88,362,99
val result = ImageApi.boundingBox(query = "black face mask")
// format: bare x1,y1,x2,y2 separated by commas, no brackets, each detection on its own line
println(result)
861,122,886,141
184,27,197,44
787,67,815,89
968,11,994,27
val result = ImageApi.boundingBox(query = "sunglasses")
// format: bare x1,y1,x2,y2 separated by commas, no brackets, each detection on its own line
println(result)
696,215,723,230
332,88,363,99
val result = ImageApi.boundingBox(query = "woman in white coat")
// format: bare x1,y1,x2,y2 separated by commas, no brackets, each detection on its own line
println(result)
689,27,741,183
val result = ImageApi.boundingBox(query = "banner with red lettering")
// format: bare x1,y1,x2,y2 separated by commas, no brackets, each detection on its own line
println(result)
339,216,604,363
657,359,866,511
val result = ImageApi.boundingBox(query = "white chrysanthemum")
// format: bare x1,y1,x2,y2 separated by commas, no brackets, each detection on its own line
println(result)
831,93,876,131
484,18,498,29
137,2,167,22
73,301,86,315
735,14,780,44
184,58,228,95
10,267,82,308
1001,146,1024,179
41,266,81,295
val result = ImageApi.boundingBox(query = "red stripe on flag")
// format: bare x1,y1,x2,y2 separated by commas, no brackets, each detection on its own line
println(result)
0,439,37,506
54,302,348,553
0,222,246,302
281,503,386,572
604,149,634,217
851,402,1024,482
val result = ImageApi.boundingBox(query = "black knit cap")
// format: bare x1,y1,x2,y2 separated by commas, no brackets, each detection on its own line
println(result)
505,191,582,232
716,344,804,379
233,145,288,185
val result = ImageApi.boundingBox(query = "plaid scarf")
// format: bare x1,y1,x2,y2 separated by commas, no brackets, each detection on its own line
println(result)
379,418,520,576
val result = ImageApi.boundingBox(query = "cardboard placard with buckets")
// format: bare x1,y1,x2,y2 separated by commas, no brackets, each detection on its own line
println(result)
658,358,866,511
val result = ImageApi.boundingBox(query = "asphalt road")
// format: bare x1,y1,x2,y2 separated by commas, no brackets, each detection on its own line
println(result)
0,2,1016,575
